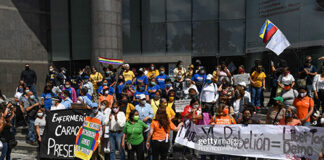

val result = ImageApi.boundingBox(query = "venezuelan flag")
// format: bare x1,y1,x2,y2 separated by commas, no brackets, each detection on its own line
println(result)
259,19,278,43
98,57,124,65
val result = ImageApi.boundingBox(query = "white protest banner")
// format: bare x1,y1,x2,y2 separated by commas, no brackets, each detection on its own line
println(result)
174,99,191,112
233,73,250,86
175,121,324,160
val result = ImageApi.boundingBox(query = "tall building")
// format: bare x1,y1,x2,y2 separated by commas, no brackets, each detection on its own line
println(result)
1,0,324,96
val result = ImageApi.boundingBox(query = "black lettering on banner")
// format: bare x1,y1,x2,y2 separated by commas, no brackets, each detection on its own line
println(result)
40,109,91,159
224,126,233,139
201,126,214,139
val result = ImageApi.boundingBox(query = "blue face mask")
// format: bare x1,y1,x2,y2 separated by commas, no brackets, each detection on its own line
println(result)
140,86,145,91
206,80,212,84
166,84,172,88
103,83,108,86
151,82,156,86
30,95,35,100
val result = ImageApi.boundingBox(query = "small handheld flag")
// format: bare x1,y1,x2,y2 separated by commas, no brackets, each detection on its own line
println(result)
98,57,124,65
259,19,290,55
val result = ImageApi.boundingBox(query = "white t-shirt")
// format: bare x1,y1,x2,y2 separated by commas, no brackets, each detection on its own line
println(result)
35,116,46,136
200,83,219,103
313,74,324,91
50,103,66,111
278,74,295,85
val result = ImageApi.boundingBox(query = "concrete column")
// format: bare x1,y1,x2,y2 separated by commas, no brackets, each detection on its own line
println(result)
91,0,122,69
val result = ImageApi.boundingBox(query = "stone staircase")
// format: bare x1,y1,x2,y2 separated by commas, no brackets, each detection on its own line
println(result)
11,126,37,160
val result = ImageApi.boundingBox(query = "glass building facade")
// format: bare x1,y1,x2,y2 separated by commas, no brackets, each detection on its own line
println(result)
122,0,246,57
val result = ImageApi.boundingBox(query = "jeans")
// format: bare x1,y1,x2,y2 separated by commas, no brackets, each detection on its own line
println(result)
251,87,262,107
128,142,144,160
302,121,311,126
28,118,36,142
0,142,11,160
109,132,125,160
152,140,169,160
144,131,152,160
306,84,313,98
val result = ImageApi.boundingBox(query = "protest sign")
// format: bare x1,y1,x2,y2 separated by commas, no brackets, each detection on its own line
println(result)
233,73,250,86
40,109,91,159
174,99,191,112
74,116,102,160
175,121,324,160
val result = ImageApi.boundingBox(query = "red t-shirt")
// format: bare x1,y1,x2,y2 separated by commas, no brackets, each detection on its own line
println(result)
181,105,202,124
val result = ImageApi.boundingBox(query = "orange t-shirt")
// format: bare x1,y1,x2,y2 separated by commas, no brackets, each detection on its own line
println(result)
150,120,176,141
293,96,314,122
210,115,236,125
99,95,114,107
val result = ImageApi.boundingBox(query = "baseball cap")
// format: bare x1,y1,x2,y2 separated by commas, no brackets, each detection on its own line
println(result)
206,74,213,80
139,94,146,100
273,96,283,103
238,82,247,88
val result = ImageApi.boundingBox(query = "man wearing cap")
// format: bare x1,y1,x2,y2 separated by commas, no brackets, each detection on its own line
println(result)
238,82,251,103
135,94,154,159
122,64,135,82
89,102,106,160
200,74,219,115
183,78,198,99
82,75,94,96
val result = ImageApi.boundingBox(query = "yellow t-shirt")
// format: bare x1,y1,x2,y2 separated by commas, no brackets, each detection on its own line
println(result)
126,103,135,121
212,70,218,82
147,70,159,79
123,70,135,82
90,72,103,90
251,71,266,88
151,99,160,119
166,102,176,120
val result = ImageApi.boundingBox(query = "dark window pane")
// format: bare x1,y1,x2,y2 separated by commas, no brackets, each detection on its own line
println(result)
122,0,140,24
166,0,191,21
167,22,191,54
51,0,70,61
220,0,245,19
142,23,166,55
123,24,141,55
193,0,218,21
71,0,91,60
193,22,218,56
142,0,165,23
219,20,245,56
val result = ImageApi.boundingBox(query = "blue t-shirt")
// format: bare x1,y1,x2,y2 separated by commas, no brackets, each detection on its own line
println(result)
156,74,170,89
147,85,160,98
117,83,125,95
299,65,317,85
41,92,56,111
135,75,149,85
192,74,206,83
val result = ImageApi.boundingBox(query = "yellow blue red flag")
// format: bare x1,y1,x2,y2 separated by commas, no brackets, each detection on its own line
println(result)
259,19,278,43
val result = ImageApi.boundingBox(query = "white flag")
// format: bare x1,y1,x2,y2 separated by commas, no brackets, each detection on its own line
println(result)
265,29,290,55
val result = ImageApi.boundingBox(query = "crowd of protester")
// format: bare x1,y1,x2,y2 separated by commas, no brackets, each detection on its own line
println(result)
0,56,323,160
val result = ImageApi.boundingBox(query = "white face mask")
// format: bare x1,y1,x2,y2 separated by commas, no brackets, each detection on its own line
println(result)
193,104,199,108
141,100,146,105
299,92,307,97
100,105,105,111
37,113,44,117
105,91,109,95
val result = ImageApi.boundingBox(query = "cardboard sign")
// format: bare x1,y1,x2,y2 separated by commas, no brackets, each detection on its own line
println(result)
233,73,250,86
174,99,191,112
74,116,102,160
